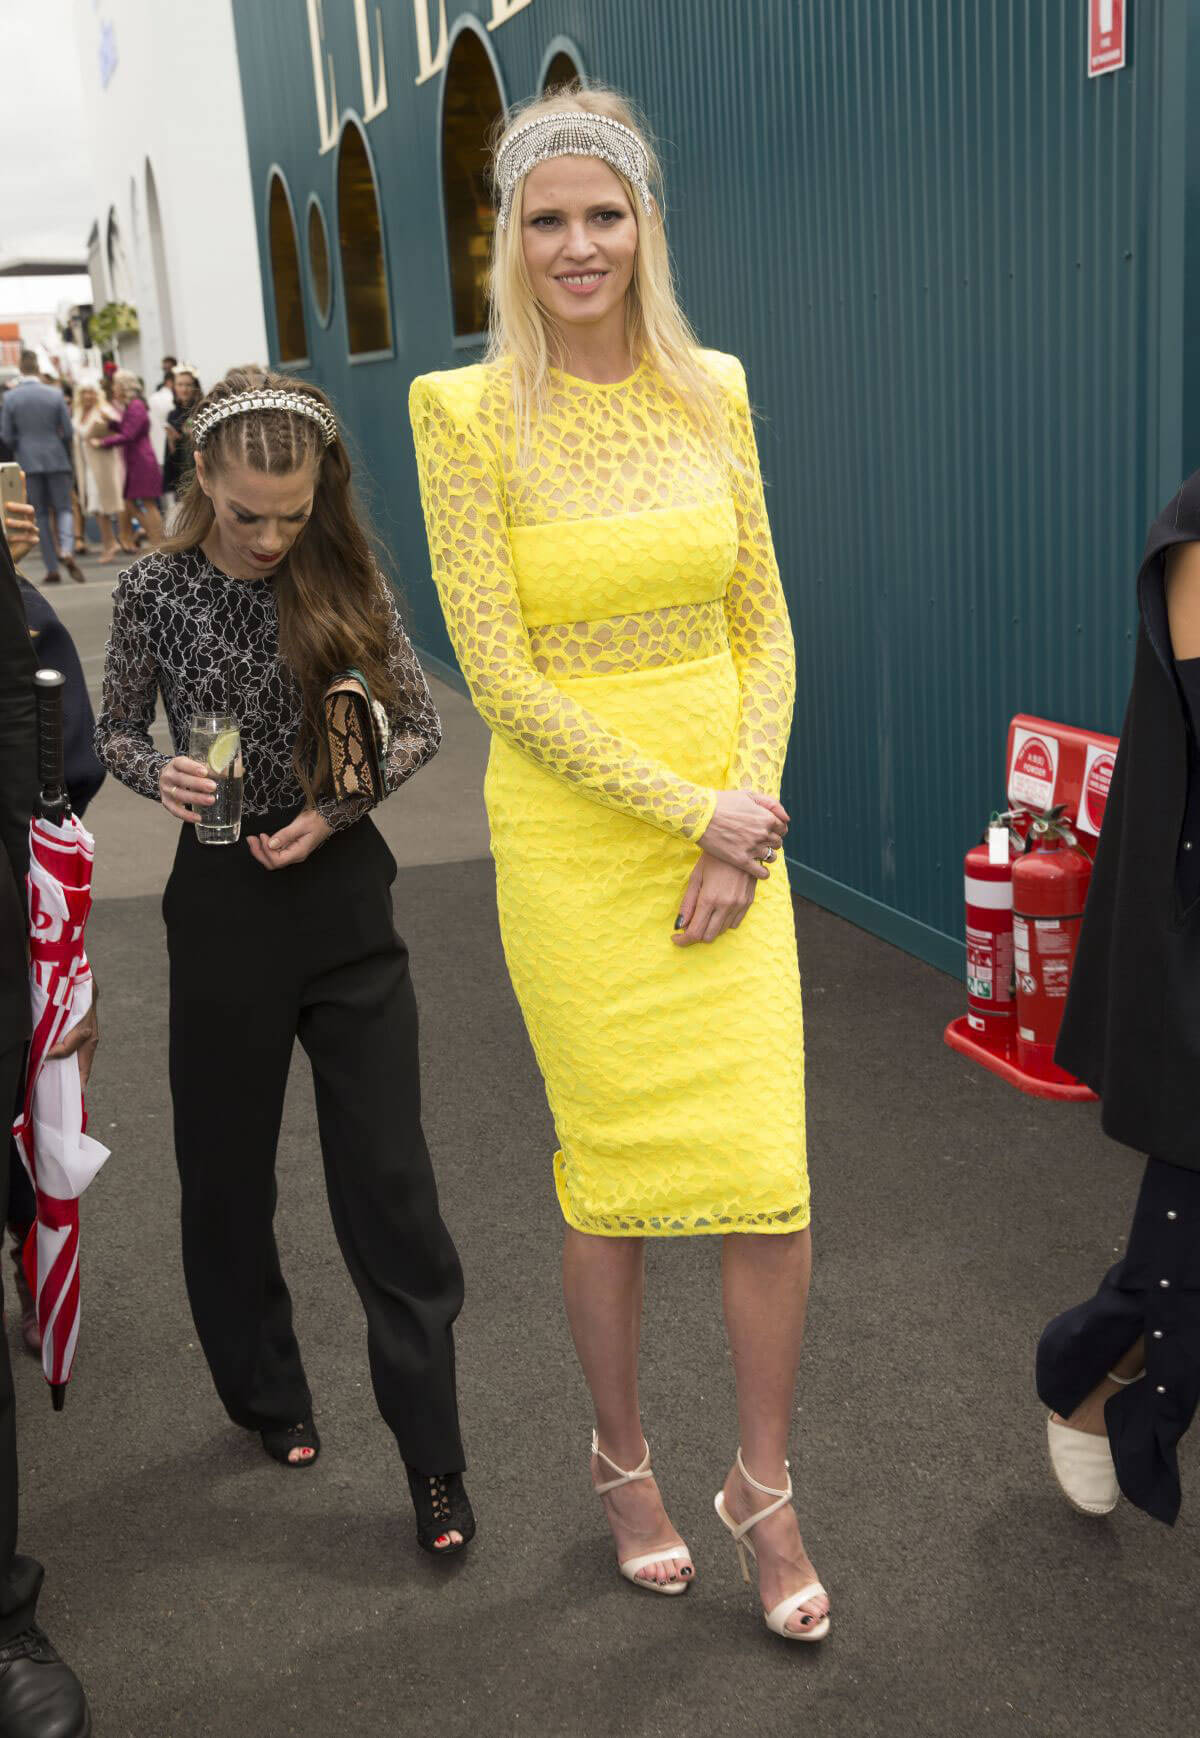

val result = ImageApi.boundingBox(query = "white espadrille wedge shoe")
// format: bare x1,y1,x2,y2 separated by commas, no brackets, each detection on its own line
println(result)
714,1449,831,1642
1046,1370,1141,1516
591,1431,693,1594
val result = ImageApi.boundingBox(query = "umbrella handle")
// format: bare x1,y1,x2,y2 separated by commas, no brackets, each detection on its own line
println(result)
34,670,70,824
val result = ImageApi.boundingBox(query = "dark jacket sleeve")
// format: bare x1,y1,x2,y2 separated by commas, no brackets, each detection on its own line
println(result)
0,537,37,1046
19,581,105,819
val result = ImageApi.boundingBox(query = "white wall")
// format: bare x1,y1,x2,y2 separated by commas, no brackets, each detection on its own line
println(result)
71,0,267,389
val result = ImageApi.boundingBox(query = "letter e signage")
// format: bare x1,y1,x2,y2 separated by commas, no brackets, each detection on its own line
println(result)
1088,0,1126,78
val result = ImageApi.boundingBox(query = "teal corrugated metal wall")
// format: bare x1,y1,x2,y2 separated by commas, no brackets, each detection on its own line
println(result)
230,0,1200,972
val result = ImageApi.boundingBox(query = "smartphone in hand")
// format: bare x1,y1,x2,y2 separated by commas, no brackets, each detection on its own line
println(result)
0,461,26,548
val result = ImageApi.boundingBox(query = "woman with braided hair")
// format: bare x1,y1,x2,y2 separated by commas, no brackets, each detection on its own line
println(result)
96,365,473,1555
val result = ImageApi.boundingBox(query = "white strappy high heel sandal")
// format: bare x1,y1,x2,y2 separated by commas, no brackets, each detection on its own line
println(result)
1046,1369,1141,1516
714,1449,830,1642
591,1431,693,1595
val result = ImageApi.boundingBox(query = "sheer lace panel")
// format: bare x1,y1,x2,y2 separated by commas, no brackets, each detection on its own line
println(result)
504,361,729,527
529,600,728,679
408,350,794,837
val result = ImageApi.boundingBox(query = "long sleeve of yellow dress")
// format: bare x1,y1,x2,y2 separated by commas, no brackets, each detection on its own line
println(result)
409,376,719,843
719,358,796,798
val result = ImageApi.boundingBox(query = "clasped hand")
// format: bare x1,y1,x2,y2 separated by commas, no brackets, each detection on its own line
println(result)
673,852,760,946
697,789,789,878
674,790,790,947
158,758,331,867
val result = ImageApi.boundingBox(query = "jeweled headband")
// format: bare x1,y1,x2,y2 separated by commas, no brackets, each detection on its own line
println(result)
190,389,338,452
494,111,653,231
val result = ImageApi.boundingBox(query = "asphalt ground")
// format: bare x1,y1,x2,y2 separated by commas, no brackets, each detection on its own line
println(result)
7,542,1196,1738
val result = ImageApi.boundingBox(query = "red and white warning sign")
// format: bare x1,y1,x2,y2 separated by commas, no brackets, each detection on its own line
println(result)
1075,741,1116,836
1009,727,1060,812
1088,0,1126,78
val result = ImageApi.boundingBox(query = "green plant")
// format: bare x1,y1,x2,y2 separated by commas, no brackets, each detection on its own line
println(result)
89,301,139,346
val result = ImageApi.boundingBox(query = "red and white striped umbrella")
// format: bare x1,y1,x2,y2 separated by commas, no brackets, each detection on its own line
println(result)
10,815,110,1408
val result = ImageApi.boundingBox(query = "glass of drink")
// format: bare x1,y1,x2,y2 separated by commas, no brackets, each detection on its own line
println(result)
189,713,243,845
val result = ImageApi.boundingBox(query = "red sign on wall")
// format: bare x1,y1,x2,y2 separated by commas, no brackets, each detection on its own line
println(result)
1088,0,1126,78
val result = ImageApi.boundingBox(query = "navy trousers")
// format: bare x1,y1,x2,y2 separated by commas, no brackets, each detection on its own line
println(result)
1037,1155,1200,1525
23,472,73,579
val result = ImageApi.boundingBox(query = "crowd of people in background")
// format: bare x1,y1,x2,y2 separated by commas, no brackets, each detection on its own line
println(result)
0,350,201,583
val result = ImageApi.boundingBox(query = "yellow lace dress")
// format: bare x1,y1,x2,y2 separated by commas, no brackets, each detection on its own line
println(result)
409,353,808,1235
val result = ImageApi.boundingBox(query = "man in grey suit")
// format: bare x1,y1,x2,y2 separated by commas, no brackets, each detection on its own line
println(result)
0,357,82,587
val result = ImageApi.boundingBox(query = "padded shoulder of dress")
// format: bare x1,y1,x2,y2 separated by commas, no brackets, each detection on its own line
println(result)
694,348,749,401
409,364,497,427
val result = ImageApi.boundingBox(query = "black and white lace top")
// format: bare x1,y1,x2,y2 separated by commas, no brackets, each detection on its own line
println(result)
94,547,441,829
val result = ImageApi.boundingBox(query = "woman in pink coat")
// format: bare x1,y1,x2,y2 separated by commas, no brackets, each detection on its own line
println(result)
96,370,164,540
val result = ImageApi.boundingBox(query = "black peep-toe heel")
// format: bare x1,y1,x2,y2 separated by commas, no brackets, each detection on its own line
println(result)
260,1417,321,1469
405,1464,475,1555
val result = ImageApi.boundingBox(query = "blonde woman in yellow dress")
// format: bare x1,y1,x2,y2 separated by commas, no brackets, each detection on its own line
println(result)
410,88,827,1643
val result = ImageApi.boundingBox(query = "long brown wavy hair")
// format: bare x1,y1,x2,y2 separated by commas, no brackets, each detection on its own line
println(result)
161,364,399,805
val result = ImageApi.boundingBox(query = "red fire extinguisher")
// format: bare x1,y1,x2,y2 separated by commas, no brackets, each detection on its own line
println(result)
963,828,1019,1036
1011,818,1092,1084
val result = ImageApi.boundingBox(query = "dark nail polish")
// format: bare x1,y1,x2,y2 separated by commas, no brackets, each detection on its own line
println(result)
680,1566,693,1576
674,915,684,930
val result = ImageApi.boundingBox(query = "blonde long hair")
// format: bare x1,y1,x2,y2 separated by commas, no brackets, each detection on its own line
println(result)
486,85,727,460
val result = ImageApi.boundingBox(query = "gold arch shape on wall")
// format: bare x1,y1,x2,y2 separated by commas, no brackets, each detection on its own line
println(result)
307,195,333,328
441,25,506,340
266,171,309,364
336,117,393,357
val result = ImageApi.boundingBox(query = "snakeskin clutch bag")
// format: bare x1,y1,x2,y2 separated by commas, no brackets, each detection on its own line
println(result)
324,670,384,806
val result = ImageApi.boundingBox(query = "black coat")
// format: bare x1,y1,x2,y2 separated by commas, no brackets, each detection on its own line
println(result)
1057,471,1200,1168
0,538,37,1051
18,582,104,819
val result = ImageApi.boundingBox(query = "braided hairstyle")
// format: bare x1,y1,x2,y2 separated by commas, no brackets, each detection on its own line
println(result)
162,364,400,806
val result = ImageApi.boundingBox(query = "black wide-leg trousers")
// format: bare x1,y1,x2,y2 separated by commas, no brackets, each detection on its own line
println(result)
1036,1154,1200,1525
164,812,465,1473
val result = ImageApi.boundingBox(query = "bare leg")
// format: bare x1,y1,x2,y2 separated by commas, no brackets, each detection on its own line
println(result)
118,505,137,550
98,514,117,558
138,499,164,541
1055,1335,1145,1437
562,1227,693,1587
720,1228,828,1633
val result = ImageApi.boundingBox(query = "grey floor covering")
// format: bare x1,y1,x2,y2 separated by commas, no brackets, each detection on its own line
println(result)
10,857,1196,1738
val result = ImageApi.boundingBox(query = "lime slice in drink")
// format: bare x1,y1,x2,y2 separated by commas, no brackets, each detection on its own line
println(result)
207,729,240,775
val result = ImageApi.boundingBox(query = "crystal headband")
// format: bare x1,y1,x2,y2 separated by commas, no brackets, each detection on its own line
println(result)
190,389,338,452
494,112,653,231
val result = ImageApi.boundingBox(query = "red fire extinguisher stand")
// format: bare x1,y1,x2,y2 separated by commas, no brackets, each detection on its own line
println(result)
944,715,1118,1102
